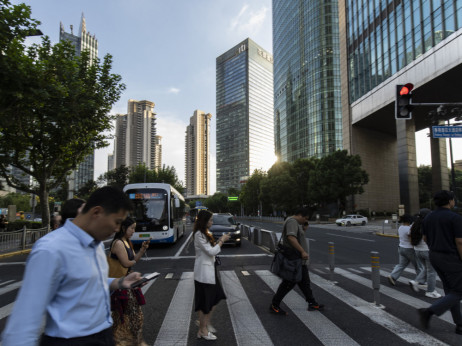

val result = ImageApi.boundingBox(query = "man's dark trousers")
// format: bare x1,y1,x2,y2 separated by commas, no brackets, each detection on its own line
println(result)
272,265,315,306
429,251,462,325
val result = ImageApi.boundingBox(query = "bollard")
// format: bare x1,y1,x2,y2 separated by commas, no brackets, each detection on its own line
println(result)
328,242,335,281
371,251,381,306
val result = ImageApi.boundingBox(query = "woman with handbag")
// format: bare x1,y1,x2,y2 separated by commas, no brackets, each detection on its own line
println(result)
108,217,150,346
194,210,230,341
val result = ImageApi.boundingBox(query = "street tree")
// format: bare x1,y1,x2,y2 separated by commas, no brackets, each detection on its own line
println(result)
204,193,228,213
128,163,185,193
76,179,98,200
239,169,266,215
0,3,125,227
417,165,433,209
261,162,298,213
97,165,130,189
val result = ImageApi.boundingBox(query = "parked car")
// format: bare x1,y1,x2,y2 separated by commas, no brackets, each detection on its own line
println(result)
209,213,241,246
335,215,368,226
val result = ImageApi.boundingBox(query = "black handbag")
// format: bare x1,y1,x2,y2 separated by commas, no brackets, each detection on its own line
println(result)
270,223,302,283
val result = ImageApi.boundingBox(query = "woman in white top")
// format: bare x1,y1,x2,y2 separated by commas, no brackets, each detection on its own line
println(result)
409,208,442,298
193,210,230,341
388,214,423,286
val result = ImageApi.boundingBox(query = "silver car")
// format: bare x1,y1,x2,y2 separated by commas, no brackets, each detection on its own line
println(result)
335,215,368,226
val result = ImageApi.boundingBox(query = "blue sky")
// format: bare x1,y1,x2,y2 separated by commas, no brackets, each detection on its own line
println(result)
16,0,461,193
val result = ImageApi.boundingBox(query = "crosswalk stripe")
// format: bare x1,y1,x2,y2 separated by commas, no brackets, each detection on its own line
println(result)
220,270,273,346
336,268,453,324
0,280,14,287
153,272,194,346
0,302,13,320
255,270,360,346
402,267,442,283
308,270,449,346
0,281,22,295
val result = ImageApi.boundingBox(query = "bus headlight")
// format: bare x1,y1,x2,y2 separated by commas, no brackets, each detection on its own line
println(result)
163,225,168,231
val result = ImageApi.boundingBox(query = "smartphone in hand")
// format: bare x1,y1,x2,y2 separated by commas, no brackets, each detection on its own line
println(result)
130,272,160,288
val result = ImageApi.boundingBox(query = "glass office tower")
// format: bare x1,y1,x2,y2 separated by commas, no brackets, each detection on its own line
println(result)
273,0,343,162
347,0,462,103
216,38,274,193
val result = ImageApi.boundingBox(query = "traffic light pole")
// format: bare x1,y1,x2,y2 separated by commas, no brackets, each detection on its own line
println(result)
411,102,462,106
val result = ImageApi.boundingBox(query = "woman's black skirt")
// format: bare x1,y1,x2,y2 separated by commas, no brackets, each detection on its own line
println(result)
194,265,226,314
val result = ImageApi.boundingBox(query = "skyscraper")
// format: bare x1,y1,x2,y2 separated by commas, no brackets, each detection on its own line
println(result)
154,135,162,171
273,1,343,162
185,110,212,196
114,99,159,170
216,38,274,193
59,14,98,194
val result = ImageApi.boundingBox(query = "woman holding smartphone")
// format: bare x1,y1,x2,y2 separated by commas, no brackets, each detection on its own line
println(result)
108,216,150,346
194,210,230,341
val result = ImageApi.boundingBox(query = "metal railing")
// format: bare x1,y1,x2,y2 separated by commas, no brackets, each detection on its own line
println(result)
0,226,49,253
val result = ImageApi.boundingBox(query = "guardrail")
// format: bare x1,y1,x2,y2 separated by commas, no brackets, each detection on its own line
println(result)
240,224,278,253
236,216,284,222
0,226,49,253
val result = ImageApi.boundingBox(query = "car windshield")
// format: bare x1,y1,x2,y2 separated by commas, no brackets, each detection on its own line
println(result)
213,215,236,225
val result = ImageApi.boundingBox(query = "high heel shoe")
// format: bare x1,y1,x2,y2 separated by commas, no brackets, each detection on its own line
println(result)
197,331,217,340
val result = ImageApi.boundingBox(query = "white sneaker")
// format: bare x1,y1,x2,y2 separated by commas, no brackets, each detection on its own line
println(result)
195,320,217,333
409,280,419,293
425,291,442,299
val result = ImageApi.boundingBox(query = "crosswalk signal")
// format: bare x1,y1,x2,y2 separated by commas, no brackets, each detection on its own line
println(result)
395,83,414,119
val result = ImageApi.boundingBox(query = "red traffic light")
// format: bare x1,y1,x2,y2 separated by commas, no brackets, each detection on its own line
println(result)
399,83,414,96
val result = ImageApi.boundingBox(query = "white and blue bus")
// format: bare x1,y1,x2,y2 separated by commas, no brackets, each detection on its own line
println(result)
123,183,186,244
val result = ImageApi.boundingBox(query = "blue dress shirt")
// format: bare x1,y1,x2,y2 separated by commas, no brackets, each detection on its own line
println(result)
1,220,116,346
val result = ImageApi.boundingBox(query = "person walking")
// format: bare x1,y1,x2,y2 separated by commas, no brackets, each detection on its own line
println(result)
193,210,230,341
108,217,150,345
408,208,441,298
1,186,142,346
270,208,324,315
418,190,462,334
387,214,423,286
60,198,86,225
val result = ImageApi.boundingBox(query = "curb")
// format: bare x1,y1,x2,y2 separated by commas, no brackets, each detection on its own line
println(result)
375,233,399,238
0,249,31,259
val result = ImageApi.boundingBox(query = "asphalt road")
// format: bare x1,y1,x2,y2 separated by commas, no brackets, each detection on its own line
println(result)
0,220,460,345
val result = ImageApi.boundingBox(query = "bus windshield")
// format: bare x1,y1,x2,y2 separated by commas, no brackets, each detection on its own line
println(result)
126,188,168,225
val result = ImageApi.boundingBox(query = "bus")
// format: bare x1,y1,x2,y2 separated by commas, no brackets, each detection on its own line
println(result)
189,206,208,222
123,183,186,244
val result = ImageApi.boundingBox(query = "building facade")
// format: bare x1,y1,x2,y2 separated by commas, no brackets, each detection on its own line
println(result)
273,0,343,162
114,99,159,170
185,110,212,196
337,0,462,213
154,135,162,171
216,38,274,192
60,14,98,194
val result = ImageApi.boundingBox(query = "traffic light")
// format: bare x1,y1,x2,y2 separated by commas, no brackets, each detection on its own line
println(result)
395,83,414,119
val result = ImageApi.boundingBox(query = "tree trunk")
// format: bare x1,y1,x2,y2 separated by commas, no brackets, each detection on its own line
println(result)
39,183,50,231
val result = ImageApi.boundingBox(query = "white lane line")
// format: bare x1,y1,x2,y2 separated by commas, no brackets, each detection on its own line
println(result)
154,272,194,346
0,302,14,320
0,281,22,295
174,231,193,258
141,276,157,295
0,263,25,267
402,267,442,283
310,269,449,346
360,267,443,290
220,271,273,346
255,270,359,346
324,233,375,242
140,254,271,261
338,268,451,324
0,280,14,287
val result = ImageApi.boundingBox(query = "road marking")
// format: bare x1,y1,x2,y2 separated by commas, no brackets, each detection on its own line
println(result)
141,276,157,295
255,270,359,346
174,231,193,257
241,271,250,276
402,267,442,283
221,271,273,345
0,281,22,295
0,280,14,287
0,263,26,266
337,267,452,324
165,273,174,279
0,302,14,320
154,272,194,346
141,254,271,261
308,270,449,346
324,233,375,242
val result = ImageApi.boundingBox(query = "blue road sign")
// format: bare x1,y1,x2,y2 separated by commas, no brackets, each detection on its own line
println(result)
432,126,462,138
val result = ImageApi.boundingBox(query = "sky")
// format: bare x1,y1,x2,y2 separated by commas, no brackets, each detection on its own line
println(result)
17,0,462,193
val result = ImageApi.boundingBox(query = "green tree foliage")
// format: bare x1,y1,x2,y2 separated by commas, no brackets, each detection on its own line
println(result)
239,169,266,215
128,163,184,193
0,2,125,227
76,179,98,200
292,158,318,207
204,193,228,213
261,162,298,213
418,165,433,209
97,165,130,189
0,192,30,211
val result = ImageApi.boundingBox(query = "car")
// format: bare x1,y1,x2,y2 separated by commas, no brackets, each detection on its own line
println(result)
335,215,368,226
209,213,241,246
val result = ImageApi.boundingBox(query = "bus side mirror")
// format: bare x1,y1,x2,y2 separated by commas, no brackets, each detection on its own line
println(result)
174,197,180,208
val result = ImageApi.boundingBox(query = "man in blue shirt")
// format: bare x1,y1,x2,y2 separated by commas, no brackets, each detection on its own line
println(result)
1,186,142,346
419,190,462,335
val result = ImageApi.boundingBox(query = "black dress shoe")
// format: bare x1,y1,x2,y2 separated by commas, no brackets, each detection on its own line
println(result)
455,325,462,335
418,308,431,329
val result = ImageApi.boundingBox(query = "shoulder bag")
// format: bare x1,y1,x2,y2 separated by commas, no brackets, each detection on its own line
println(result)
107,240,129,278
270,221,303,283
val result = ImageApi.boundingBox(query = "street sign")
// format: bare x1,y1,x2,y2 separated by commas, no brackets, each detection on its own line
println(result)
432,126,462,138
228,196,238,201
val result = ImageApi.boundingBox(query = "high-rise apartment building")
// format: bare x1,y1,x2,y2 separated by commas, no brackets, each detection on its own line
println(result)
154,135,162,171
185,110,212,196
60,14,98,194
273,1,343,162
216,38,274,192
114,99,159,170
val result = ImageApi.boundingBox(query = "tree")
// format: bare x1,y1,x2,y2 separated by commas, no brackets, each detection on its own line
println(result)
204,193,228,213
76,179,98,200
261,162,298,213
292,158,318,208
240,169,266,215
97,165,130,189
128,163,185,194
0,192,30,212
0,3,125,228
417,165,433,209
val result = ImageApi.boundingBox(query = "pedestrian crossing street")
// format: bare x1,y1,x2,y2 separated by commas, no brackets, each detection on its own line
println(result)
1,266,460,345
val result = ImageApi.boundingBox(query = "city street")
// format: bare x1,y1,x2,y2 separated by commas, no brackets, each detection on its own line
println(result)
0,221,460,345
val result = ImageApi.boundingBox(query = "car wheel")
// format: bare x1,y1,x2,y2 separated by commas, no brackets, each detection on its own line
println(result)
362,221,366,226
346,221,351,226
337,224,342,226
